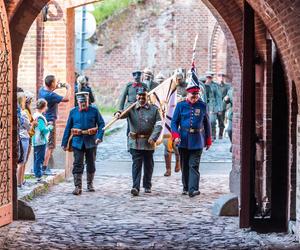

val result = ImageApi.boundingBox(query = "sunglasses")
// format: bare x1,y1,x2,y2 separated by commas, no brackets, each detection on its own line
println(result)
191,92,200,95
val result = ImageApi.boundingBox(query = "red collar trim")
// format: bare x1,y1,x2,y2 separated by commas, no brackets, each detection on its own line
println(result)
132,82,142,87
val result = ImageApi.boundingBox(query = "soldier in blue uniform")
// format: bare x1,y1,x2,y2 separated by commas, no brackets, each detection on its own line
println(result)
61,92,105,195
171,79,212,197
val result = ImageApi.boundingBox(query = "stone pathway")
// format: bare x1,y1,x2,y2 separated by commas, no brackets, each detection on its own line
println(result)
97,124,232,163
1,174,298,249
4,123,298,249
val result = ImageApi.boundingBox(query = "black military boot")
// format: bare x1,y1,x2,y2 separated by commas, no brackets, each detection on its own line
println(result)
219,128,224,140
72,174,82,195
212,127,216,141
87,173,95,192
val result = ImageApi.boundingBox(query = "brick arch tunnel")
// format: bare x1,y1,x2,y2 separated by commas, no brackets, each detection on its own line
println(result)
1,0,300,236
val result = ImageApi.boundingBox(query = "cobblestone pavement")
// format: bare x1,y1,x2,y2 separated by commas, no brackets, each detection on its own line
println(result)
1,174,298,249
97,124,232,163
2,123,298,249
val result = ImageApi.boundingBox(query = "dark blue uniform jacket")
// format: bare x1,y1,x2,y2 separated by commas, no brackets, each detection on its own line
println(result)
171,99,212,150
62,106,105,150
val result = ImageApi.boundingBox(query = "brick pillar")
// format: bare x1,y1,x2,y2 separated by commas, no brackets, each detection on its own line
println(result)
36,13,44,96
296,115,300,237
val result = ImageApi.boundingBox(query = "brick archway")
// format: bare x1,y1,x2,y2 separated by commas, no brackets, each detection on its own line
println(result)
3,0,300,233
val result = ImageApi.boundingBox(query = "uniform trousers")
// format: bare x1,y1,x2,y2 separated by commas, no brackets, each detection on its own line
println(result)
179,148,203,193
217,111,226,130
130,149,154,191
209,111,217,138
72,145,97,175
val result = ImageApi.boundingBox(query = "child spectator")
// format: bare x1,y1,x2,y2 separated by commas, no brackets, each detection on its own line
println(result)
32,99,53,181
17,92,31,187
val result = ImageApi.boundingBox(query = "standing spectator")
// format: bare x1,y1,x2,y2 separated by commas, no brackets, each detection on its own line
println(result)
24,91,35,172
32,99,53,181
74,75,95,106
38,75,71,175
17,92,31,187
17,88,25,169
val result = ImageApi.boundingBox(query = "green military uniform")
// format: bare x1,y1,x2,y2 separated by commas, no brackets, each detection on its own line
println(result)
205,81,222,140
177,82,187,102
224,87,233,152
118,82,148,110
122,102,162,150
217,81,231,139
144,80,158,91
121,92,163,194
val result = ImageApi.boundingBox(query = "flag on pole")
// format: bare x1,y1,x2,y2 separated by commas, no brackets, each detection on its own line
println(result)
148,75,177,144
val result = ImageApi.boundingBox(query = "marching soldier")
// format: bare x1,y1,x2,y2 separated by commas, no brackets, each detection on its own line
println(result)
143,68,158,90
171,79,212,197
115,87,163,196
204,72,222,141
61,92,105,195
175,68,187,102
187,69,207,103
118,71,148,136
118,71,148,111
162,69,185,177
217,72,231,139
224,87,233,152
75,75,95,106
155,72,165,85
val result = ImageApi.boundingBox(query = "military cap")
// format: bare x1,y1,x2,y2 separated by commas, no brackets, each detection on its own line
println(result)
217,72,226,77
143,67,154,76
132,71,142,77
155,72,165,81
186,74,200,93
77,75,87,85
199,76,206,83
76,91,89,102
205,71,214,78
136,87,147,95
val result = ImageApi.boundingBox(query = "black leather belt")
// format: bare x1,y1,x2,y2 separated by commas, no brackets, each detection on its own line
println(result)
181,127,204,133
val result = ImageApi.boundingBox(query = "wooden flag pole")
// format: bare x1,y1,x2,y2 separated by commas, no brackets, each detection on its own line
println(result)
103,75,176,131
192,34,199,65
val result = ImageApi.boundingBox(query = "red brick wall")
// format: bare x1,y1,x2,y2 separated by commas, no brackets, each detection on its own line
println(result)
83,0,229,106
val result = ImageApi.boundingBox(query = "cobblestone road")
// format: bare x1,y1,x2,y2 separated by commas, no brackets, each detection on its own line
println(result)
97,123,232,163
1,175,298,249
2,125,299,249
